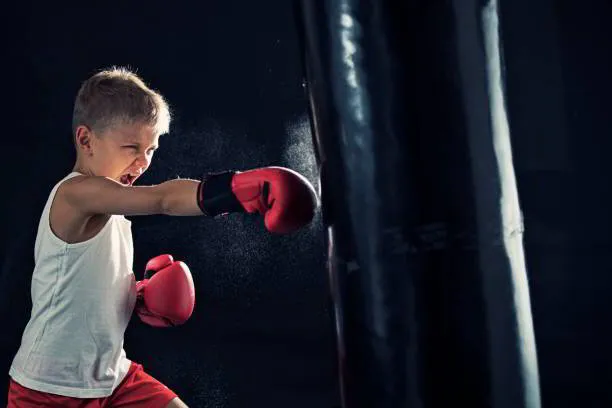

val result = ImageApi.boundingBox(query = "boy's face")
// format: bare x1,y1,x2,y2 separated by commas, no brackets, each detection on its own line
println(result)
78,122,159,186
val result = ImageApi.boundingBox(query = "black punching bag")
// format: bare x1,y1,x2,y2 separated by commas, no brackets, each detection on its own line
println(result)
296,1,541,408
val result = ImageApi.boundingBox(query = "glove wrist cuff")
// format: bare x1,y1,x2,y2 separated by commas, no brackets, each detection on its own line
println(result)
197,171,245,217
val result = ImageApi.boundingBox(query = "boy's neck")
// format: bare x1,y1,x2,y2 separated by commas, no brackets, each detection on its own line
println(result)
72,160,95,176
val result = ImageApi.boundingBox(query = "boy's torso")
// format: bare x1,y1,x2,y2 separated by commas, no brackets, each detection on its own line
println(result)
8,172,136,397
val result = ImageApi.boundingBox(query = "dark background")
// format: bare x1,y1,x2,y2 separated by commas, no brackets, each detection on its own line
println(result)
1,0,612,407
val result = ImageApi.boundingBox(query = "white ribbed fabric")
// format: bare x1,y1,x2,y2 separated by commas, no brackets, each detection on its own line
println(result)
9,172,136,398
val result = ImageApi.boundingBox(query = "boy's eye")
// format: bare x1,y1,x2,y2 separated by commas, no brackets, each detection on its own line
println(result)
123,145,157,154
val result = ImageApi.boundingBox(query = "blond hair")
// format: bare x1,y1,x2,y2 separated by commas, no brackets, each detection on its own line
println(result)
72,67,171,138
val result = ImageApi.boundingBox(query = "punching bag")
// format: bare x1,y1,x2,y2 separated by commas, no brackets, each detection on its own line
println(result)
499,1,612,407
295,1,541,407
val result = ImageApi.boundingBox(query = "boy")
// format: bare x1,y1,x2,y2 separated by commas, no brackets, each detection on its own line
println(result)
6,67,317,407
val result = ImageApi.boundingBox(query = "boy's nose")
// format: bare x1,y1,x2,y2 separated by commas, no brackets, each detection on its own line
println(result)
135,155,150,171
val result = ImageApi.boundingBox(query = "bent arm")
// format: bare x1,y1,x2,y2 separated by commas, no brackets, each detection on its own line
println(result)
62,176,202,217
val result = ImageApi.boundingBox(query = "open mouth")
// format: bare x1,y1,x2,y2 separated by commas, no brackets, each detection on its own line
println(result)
120,174,137,186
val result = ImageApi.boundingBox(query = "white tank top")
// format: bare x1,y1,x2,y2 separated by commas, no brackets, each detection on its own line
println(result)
9,172,136,398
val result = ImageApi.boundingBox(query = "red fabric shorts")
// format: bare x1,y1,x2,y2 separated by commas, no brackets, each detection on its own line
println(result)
6,362,178,408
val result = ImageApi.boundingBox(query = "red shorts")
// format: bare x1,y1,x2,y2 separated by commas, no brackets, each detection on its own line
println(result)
6,362,178,408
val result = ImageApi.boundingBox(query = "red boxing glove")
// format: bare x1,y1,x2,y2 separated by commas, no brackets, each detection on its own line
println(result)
135,254,196,328
197,166,318,234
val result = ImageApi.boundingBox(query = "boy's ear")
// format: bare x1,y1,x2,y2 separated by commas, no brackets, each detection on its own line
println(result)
75,125,94,154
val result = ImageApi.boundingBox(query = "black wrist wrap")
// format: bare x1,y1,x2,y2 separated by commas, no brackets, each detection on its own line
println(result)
196,171,245,217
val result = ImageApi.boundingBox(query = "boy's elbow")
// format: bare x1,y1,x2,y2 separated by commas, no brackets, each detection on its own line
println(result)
151,179,200,216
157,183,185,216
158,191,173,215
148,182,170,215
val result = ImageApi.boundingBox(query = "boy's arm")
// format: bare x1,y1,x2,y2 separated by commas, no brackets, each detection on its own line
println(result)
61,166,318,233
62,176,202,217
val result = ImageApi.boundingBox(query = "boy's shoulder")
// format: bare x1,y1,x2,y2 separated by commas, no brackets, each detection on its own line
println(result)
49,174,112,243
